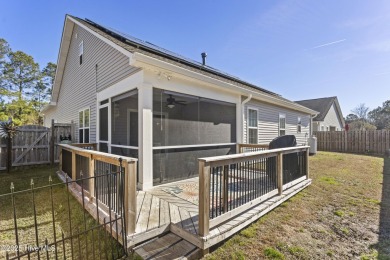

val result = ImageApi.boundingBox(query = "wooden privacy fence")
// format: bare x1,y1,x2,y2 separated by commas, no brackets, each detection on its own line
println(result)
198,146,309,237
315,130,390,155
0,121,72,170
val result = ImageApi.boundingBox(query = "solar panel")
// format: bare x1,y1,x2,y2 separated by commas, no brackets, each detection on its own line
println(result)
84,18,278,96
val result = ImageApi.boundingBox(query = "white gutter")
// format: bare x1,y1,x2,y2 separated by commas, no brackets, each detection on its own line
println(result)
241,94,252,143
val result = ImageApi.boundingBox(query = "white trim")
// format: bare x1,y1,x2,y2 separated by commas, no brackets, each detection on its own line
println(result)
152,143,236,150
110,144,139,150
247,107,258,144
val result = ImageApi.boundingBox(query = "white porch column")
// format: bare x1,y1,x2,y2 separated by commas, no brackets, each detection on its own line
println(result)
138,83,153,190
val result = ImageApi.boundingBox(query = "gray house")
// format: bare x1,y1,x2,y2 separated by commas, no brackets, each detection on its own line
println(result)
296,96,345,132
43,15,317,190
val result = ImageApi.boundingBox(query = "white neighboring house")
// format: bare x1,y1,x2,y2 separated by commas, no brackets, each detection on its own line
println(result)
43,15,317,190
295,96,345,132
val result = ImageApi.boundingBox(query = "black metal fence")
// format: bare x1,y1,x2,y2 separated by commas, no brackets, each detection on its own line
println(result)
0,161,127,260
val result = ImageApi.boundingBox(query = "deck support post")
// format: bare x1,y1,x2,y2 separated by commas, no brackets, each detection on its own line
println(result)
277,152,283,195
199,160,210,237
125,161,137,235
89,154,95,200
305,148,309,180
71,150,76,180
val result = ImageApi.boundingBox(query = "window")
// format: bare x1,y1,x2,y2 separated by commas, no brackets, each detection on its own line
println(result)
297,116,302,133
321,125,325,131
79,108,90,143
248,108,258,144
79,41,83,65
279,113,286,136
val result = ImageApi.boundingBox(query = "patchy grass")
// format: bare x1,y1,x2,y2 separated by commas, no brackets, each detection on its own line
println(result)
204,152,388,259
334,209,345,217
0,165,124,259
264,247,284,259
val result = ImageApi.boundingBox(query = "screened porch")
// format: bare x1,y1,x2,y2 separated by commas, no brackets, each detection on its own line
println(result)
96,87,237,188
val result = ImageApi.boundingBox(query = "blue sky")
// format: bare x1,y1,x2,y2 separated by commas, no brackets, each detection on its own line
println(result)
1,1,389,115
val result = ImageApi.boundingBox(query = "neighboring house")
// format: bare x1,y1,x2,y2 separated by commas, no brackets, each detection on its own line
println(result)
295,96,345,132
43,15,317,190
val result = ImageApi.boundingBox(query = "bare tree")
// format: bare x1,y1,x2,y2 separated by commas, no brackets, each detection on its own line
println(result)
351,103,369,121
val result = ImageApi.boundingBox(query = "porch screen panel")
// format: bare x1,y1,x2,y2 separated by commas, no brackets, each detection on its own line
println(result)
153,145,236,184
99,107,108,141
153,88,237,184
111,92,138,147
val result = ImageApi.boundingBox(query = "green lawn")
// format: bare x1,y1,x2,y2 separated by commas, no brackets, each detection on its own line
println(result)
205,152,389,259
0,165,124,259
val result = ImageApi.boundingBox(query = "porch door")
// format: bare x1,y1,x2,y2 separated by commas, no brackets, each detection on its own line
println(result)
99,106,109,152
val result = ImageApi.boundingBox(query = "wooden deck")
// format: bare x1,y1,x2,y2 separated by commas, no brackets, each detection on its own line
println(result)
130,177,311,254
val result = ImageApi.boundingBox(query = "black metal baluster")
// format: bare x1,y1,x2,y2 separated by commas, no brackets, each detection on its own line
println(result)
31,179,41,260
103,218,109,260
49,176,58,260
211,167,214,218
61,232,65,260
45,238,49,259
106,171,114,260
80,171,89,259
11,183,19,259
65,176,74,259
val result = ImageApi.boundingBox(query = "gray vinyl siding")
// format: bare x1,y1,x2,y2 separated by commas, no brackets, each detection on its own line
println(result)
244,100,311,146
322,103,344,130
44,24,138,142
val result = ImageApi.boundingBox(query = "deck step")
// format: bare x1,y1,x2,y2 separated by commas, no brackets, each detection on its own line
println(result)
133,232,200,260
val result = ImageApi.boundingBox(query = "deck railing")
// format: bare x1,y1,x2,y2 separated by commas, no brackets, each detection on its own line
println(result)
237,143,269,153
59,143,138,235
198,146,309,237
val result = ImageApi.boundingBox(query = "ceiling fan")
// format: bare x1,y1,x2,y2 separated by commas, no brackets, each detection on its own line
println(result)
166,94,186,109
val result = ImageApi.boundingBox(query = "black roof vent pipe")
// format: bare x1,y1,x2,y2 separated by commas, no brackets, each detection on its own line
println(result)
201,52,207,65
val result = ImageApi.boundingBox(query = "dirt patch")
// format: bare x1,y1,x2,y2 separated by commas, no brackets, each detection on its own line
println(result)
205,152,388,259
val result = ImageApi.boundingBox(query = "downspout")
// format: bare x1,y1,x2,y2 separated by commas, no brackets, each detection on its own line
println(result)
241,94,252,143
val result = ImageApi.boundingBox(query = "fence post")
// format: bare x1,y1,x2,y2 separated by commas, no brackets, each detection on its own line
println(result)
199,160,210,237
89,154,95,200
50,119,55,165
124,160,137,235
277,152,283,195
305,148,310,180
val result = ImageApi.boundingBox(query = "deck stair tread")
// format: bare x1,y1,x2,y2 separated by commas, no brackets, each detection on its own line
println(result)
134,232,199,260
